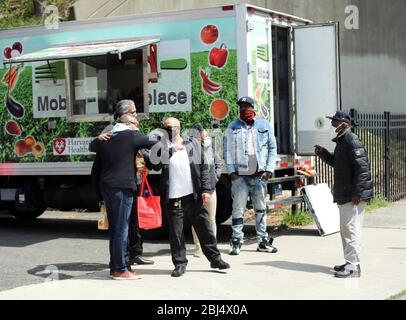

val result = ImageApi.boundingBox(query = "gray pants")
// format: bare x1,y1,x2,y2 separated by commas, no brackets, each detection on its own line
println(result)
338,201,365,270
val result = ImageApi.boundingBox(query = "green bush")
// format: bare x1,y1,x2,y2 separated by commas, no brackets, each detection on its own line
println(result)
0,0,75,29
282,211,314,227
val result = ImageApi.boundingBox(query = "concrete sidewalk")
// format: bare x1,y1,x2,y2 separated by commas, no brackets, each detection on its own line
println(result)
0,201,405,300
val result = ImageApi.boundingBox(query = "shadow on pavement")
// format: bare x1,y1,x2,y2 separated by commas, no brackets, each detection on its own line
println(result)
27,262,110,281
0,211,319,248
0,215,108,248
245,260,332,274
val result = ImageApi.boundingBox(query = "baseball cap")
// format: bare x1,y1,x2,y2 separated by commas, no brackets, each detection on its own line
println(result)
326,111,351,124
237,96,255,108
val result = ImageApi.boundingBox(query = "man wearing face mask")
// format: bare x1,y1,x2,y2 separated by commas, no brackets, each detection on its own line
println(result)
315,111,372,278
146,118,230,277
224,97,278,256
188,124,224,257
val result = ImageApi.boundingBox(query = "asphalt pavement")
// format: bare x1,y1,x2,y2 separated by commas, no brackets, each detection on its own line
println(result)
0,200,405,300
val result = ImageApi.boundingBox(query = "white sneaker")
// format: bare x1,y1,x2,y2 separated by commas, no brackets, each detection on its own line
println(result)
257,238,278,253
229,238,242,255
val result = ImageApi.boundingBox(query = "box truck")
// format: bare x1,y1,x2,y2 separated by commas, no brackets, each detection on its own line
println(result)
0,4,341,235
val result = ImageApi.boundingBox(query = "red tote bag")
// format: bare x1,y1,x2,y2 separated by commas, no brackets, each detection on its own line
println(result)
137,174,162,229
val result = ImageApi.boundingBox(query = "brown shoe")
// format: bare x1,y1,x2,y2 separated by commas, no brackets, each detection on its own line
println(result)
111,270,142,280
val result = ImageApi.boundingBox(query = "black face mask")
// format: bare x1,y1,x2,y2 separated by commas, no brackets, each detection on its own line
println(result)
164,127,178,140
165,128,173,140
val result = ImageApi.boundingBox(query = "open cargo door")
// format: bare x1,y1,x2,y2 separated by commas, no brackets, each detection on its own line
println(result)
293,23,341,155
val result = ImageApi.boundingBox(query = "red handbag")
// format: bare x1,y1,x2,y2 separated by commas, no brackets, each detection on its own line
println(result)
137,174,162,229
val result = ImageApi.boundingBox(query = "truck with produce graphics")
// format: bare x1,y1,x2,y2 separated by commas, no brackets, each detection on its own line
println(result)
0,4,341,236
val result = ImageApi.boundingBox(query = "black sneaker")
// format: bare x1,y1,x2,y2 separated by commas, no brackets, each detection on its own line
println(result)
257,238,278,253
333,264,347,272
334,265,361,278
210,259,231,270
228,238,242,255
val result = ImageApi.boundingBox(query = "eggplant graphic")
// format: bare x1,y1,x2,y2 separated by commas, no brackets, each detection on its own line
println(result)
6,95,24,118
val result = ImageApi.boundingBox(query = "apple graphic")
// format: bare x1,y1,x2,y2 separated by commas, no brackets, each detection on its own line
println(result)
3,47,12,59
12,42,23,54
200,25,219,44
209,43,228,68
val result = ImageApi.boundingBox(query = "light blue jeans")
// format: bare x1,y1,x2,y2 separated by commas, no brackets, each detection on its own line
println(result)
231,175,268,242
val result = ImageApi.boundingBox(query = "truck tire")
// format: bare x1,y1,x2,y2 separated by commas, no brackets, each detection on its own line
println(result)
9,205,46,220
10,185,47,220
215,175,233,224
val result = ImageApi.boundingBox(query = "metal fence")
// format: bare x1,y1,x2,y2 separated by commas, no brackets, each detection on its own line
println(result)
315,109,406,201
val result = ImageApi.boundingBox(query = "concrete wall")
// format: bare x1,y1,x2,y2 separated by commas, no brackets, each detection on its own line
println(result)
71,0,406,113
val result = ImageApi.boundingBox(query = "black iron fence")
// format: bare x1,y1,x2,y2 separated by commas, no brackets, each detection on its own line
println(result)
315,109,406,201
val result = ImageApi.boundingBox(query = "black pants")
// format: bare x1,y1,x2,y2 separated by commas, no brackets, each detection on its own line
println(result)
168,194,221,267
127,200,143,260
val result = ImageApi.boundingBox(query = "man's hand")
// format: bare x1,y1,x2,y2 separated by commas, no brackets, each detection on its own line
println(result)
230,173,239,182
352,195,361,205
261,171,271,182
172,142,184,152
314,145,323,156
97,132,112,141
202,193,211,205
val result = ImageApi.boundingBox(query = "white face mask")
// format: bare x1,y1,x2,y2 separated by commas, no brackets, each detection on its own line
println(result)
203,137,212,148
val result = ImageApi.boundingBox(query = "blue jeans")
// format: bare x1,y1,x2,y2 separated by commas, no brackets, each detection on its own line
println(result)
101,187,134,273
231,175,268,242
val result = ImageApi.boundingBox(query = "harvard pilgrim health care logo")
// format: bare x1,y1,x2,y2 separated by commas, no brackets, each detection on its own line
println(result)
53,138,95,156
53,138,66,155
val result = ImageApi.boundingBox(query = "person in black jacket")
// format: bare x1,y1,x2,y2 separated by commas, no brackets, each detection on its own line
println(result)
90,114,157,280
92,100,155,267
315,111,373,278
146,117,230,277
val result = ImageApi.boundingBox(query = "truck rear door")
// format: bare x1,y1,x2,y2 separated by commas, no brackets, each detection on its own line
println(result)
293,22,341,155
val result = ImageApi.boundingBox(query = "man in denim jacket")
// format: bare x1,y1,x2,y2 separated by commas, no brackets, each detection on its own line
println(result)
224,97,278,255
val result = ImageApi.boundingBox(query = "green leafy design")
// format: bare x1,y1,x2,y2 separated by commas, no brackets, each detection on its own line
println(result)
0,50,238,163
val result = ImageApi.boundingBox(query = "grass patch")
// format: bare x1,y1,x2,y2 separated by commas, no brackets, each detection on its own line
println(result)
366,197,390,212
282,211,314,228
386,289,406,300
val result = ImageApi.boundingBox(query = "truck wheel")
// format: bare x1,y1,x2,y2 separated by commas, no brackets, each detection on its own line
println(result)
9,206,46,220
10,185,46,220
215,175,233,224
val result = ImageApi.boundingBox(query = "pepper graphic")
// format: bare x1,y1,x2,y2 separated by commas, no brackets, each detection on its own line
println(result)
200,69,221,95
